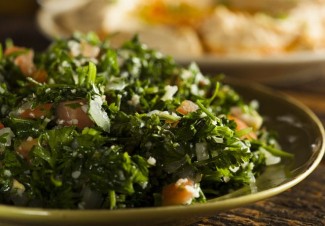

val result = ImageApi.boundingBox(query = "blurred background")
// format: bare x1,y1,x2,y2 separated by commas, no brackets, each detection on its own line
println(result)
0,0,324,112
0,0,50,50
2,0,325,86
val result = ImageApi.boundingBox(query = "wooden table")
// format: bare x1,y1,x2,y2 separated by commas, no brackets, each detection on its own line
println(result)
1,11,324,226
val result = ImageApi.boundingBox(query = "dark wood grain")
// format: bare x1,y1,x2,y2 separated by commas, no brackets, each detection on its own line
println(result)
0,7,324,226
191,165,325,226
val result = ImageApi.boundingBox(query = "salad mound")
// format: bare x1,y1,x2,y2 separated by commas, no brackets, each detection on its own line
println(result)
0,33,292,209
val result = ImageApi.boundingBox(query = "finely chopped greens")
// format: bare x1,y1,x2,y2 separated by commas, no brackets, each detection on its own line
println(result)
0,33,292,209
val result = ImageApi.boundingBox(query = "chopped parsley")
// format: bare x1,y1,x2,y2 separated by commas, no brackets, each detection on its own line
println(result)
0,33,292,209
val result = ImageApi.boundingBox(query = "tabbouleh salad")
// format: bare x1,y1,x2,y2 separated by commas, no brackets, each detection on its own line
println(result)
0,33,292,209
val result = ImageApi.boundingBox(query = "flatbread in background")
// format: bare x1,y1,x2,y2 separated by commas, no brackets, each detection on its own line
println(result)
106,26,203,58
53,0,108,36
38,0,325,58
215,0,303,15
199,0,325,56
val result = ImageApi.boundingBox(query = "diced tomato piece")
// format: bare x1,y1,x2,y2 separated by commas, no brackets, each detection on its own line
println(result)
16,137,38,159
0,122,4,129
20,103,53,119
228,115,257,140
162,178,199,206
5,46,36,76
4,46,26,56
69,41,100,58
230,106,263,130
56,99,94,129
31,69,48,83
176,100,199,115
81,41,100,58
5,46,48,83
